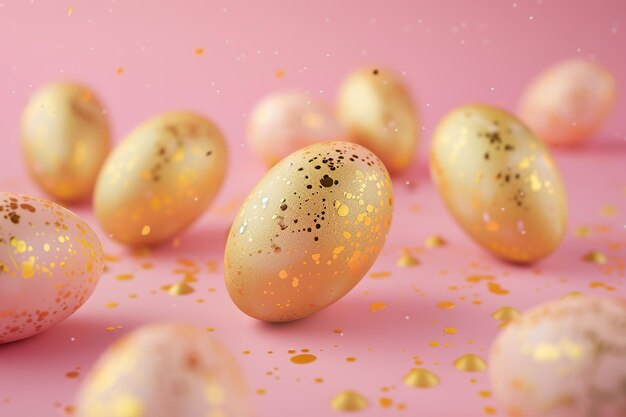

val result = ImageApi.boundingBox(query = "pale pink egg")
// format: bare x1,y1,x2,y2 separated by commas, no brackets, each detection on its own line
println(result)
0,192,103,343
247,91,345,166
489,296,626,417
518,59,616,146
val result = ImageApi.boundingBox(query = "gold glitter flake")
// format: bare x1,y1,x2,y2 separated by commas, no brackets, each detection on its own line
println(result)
168,282,195,296
67,6,73,16
275,70,285,78
369,271,391,279
425,235,447,248
116,67,124,75
491,306,520,322
195,48,204,55
379,397,393,408
403,368,439,388
330,390,368,412
290,354,317,364
583,250,607,264
115,274,133,281
574,226,590,237
105,302,119,309
141,225,151,236
444,327,458,334
453,354,486,372
600,204,618,217
369,302,387,313
437,301,456,309
396,251,419,268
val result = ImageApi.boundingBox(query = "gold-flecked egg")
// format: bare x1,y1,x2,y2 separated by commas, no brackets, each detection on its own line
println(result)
430,104,567,263
336,67,419,174
224,142,393,322
76,323,252,417
21,82,111,202
93,111,228,246
0,192,103,344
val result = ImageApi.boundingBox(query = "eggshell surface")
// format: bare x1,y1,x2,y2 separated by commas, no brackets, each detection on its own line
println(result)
93,111,228,246
248,91,345,166
224,142,394,322
489,296,626,417
0,192,103,344
430,104,568,263
337,67,419,174
20,82,111,202
76,323,252,417
518,59,616,146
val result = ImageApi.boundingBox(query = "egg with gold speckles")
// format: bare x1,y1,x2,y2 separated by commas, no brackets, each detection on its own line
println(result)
337,67,419,174
518,59,616,147
0,192,103,344
93,111,228,246
21,82,111,202
224,141,394,321
75,323,252,417
489,296,626,417
248,91,345,167
430,104,568,263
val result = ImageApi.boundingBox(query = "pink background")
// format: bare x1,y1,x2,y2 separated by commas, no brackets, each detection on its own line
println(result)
1,1,625,416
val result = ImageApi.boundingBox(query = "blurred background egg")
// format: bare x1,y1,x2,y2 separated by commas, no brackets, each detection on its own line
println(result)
489,296,626,417
93,111,228,246
76,323,252,417
518,59,616,146
336,67,419,174
0,192,103,344
248,91,345,167
430,104,568,263
20,82,111,202
224,141,394,322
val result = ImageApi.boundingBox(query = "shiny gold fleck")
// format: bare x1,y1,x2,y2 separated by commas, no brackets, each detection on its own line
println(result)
396,251,419,268
487,282,509,295
195,48,204,55
346,357,357,363
337,204,350,217
105,302,119,309
583,250,607,264
333,328,343,334
563,291,584,299
453,354,487,372
330,390,368,412
403,368,440,388
116,67,124,75
369,302,386,313
484,406,497,415
600,204,618,217
141,225,151,236
290,354,317,365
369,271,391,279
491,306,520,322
444,327,458,335
168,282,195,296
65,371,80,379
314,378,324,383
479,390,492,398
429,341,440,347
275,70,285,78
425,235,447,248
115,274,133,281
379,397,393,408
574,225,590,237
437,301,456,309
67,6,73,16
256,389,266,395
206,327,215,332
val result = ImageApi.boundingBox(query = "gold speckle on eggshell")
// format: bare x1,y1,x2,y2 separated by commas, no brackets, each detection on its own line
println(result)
403,368,440,388
453,354,487,372
330,390,368,412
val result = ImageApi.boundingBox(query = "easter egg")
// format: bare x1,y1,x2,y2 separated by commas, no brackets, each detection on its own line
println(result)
224,142,394,321
76,323,252,417
337,67,419,174
21,82,111,202
430,104,568,263
0,192,103,344
93,111,228,246
518,59,616,146
248,91,345,167
489,296,626,417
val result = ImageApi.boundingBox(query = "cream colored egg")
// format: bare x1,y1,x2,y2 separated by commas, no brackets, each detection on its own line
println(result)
518,59,616,146
489,296,626,417
93,112,228,246
76,323,252,417
0,192,103,344
337,67,419,174
430,104,567,263
21,82,111,202
248,91,345,167
224,141,394,322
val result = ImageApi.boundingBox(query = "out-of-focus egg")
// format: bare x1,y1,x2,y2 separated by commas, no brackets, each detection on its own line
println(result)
518,59,616,146
21,82,111,202
248,92,345,166
336,67,419,174
76,323,252,417
489,296,626,417
93,111,228,246
430,104,567,263
224,142,393,322
0,192,103,344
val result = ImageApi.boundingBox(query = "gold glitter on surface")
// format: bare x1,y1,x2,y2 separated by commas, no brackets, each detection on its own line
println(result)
115,274,133,281
275,70,285,78
290,354,317,364
478,390,492,398
141,225,151,236
425,235,447,248
369,271,391,279
491,306,520,322
65,371,79,379
487,282,509,295
379,397,393,408
437,301,456,309
330,390,368,412
600,204,618,217
105,302,119,309
453,354,487,372
444,327,458,334
484,406,497,415
337,204,350,217
116,67,124,75
369,302,387,313
403,368,439,388
168,282,195,296
396,251,419,267
67,6,73,16
346,357,357,362
195,48,204,55
574,225,590,237
583,250,607,264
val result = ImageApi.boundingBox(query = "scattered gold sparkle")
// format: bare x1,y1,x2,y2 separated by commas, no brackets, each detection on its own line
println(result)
484,406,497,415
600,204,618,217
67,6,73,16
563,291,584,299
478,390,491,398
275,69,285,78
487,282,509,295
115,274,133,281
403,368,439,388
583,250,607,264
437,301,456,309
168,282,195,296
105,302,119,309
65,371,80,379
425,235,446,248
346,357,357,363
116,67,124,75
444,327,458,334
141,225,151,236
330,391,368,412
491,306,520,322
574,225,590,237
396,250,419,267
453,354,487,372
379,397,393,408
290,354,317,365
337,204,350,217
369,271,391,279
369,302,386,313
195,48,204,55
256,389,266,395
206,327,215,332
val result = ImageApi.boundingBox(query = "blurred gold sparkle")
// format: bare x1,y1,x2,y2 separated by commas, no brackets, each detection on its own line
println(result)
453,354,486,372
583,250,607,264
425,235,446,248
330,391,368,412
403,368,439,388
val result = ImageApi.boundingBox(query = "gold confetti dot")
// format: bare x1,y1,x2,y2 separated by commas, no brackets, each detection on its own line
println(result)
256,389,266,395
168,282,195,296
478,390,492,398
333,328,343,334
436,301,456,309
116,67,124,75
396,251,419,268
275,69,285,78
115,274,133,281
484,406,497,415
290,354,317,364
141,225,151,236
369,302,386,313
490,306,520,322
369,271,391,279
379,397,393,408
574,225,590,237
425,235,446,248
429,341,440,347
487,282,509,295
330,390,368,412
563,291,584,299
403,368,439,388
65,371,80,379
105,302,119,309
444,327,458,335
195,48,204,55
314,378,324,383
600,204,618,217
206,327,215,332
453,354,487,372
583,250,607,264
67,6,73,16
337,204,350,217
346,357,357,363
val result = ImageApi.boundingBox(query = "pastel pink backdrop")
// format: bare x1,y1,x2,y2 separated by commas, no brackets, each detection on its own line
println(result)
0,1,625,417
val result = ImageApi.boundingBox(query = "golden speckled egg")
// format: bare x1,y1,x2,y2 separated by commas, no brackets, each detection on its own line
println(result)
248,91,345,167
518,59,616,146
489,296,626,417
0,192,103,344
93,112,228,246
21,82,111,202
224,141,394,322
336,67,419,174
76,323,252,417
430,104,568,263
